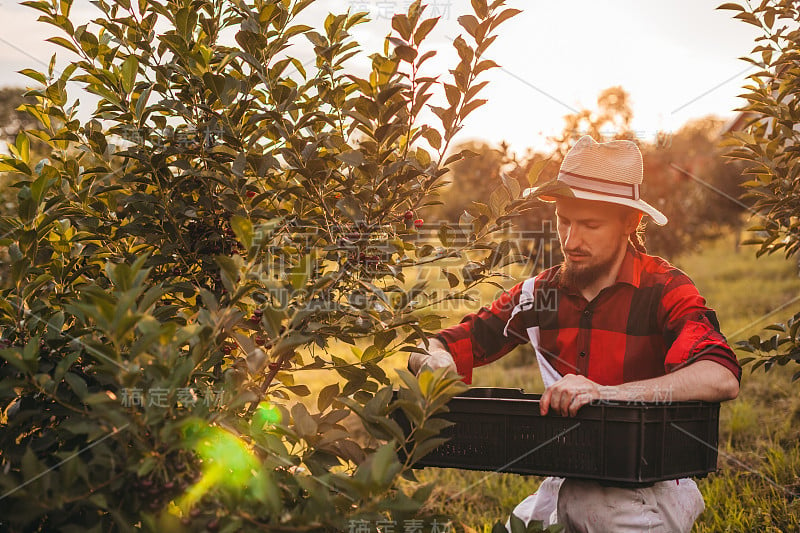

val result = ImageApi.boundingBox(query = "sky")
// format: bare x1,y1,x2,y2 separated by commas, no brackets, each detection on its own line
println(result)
0,0,762,154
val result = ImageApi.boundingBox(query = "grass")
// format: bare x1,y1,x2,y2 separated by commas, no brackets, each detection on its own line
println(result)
298,232,800,531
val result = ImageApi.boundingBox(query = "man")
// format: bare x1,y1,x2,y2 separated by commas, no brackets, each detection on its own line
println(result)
407,136,741,532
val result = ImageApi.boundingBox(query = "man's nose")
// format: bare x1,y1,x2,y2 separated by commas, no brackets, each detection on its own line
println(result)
564,225,581,250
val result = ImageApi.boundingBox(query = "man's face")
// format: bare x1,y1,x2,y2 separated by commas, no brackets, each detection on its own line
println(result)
555,197,638,290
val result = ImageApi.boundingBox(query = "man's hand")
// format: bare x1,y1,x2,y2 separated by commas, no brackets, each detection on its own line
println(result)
540,374,602,417
408,338,456,376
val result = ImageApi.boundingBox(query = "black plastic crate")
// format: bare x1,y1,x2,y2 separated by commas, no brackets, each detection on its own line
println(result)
392,387,719,486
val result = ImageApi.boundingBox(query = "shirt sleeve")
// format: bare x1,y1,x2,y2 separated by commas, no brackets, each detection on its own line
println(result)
658,271,742,382
433,280,529,384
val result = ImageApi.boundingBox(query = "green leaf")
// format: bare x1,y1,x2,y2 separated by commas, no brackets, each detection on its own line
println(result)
335,195,364,222
458,14,479,37
232,152,246,177
410,436,449,463
760,9,775,29
418,314,442,331
417,367,433,396
391,14,412,41
421,127,442,150
0,347,31,373
526,157,551,187
120,55,138,93
414,17,439,44
22,446,45,480
15,132,30,165
336,149,364,167
500,170,521,198
65,372,88,399
474,59,499,74
394,45,418,62
370,443,400,485
318,383,340,411
453,35,473,64
136,456,158,477
395,399,424,426
397,368,423,398
215,255,240,291
491,8,522,29
286,384,310,397
23,335,40,361
31,166,57,205
716,2,744,10
230,215,254,252
18,69,47,84
291,403,317,436
45,36,80,54
444,83,460,106
289,253,310,291
471,0,489,19
733,11,761,27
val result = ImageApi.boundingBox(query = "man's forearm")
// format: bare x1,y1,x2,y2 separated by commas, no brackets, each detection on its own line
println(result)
600,360,739,403
541,360,740,416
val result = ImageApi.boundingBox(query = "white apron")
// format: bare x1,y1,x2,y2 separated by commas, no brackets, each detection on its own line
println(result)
503,277,704,531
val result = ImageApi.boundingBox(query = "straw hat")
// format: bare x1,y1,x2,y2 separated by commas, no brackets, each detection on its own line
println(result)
523,135,668,226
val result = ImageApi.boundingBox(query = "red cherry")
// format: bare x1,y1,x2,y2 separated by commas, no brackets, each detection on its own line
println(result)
246,190,256,198
222,345,232,355
414,218,424,228
268,362,280,371
255,336,265,346
404,210,414,220
250,315,260,323
254,309,263,317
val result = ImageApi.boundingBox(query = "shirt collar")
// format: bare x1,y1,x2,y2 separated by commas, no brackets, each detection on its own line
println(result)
614,242,642,288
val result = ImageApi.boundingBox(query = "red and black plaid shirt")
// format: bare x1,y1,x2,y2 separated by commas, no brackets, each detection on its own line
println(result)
434,243,742,385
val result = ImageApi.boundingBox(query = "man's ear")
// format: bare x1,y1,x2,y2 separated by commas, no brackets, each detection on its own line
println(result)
626,211,643,233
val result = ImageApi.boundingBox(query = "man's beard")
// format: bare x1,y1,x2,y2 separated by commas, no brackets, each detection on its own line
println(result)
559,244,624,291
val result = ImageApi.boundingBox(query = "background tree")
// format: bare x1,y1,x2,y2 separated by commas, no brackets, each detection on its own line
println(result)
0,88,40,144
641,116,748,257
428,86,749,270
0,0,527,530
721,0,800,383
550,85,636,158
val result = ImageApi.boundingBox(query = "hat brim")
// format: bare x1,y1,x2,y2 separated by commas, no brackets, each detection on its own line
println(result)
523,180,668,226
522,180,575,201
